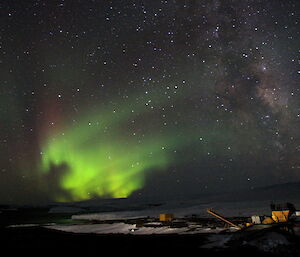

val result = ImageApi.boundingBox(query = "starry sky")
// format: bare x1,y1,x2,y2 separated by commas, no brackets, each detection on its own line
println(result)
0,0,299,204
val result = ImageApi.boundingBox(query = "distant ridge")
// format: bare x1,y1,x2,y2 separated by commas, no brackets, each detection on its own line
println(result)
203,181,300,203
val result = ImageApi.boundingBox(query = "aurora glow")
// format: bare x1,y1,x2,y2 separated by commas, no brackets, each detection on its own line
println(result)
40,98,173,201
41,136,168,201
39,91,261,201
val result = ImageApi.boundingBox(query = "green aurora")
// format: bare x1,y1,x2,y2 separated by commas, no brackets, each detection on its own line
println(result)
40,92,178,201
41,134,169,201
39,88,266,202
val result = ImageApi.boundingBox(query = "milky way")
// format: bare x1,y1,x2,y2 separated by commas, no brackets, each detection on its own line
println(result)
0,0,299,203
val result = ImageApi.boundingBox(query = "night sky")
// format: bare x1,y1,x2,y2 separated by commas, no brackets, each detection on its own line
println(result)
1,0,299,204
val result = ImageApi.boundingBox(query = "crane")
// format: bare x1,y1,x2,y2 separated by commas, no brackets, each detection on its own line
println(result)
207,209,242,230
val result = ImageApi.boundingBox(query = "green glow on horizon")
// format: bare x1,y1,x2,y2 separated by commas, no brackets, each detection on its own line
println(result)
40,94,172,202
39,88,259,202
41,136,168,201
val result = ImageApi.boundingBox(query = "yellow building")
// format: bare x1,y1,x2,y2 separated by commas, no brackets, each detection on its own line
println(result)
272,210,290,223
159,213,174,221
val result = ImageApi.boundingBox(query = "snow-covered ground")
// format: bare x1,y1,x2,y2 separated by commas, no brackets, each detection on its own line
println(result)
46,222,232,235
4,197,300,254
44,198,300,237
